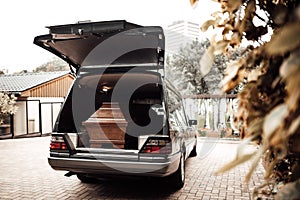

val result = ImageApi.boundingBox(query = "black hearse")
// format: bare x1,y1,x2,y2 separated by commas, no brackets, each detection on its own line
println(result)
34,20,197,189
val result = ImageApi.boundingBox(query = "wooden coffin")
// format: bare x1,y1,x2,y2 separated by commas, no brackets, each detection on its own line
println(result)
83,102,127,148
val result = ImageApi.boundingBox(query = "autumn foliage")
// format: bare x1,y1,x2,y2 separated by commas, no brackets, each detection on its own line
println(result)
0,93,17,125
191,0,300,199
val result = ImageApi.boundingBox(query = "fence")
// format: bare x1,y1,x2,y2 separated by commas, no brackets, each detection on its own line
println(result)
183,94,239,137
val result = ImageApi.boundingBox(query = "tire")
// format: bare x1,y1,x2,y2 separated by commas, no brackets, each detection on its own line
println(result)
76,173,97,183
170,154,185,190
189,144,197,157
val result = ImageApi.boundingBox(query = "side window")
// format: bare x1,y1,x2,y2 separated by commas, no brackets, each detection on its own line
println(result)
166,84,188,128
166,93,180,114
178,102,189,127
169,112,178,128
175,107,186,127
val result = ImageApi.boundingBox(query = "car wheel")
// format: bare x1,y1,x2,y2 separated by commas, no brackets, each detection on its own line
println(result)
189,144,197,157
76,173,97,183
170,153,185,190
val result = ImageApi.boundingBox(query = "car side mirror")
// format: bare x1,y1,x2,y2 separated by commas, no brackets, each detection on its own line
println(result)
189,120,197,126
150,104,166,126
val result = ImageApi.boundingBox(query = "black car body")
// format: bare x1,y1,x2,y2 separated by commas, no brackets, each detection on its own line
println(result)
34,20,197,189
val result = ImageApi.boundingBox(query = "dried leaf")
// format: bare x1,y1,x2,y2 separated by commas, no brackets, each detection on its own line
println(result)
222,0,242,13
290,134,300,153
272,4,289,27
222,24,234,35
265,22,300,55
230,32,242,46
252,26,268,41
236,134,258,158
221,59,245,92
244,0,256,16
280,50,300,79
201,19,217,32
245,147,264,183
286,80,300,111
215,152,256,175
200,45,215,76
280,51,300,111
223,60,242,80
269,136,288,158
239,0,256,37
189,0,198,6
211,11,222,18
223,68,245,92
275,179,300,200
247,69,261,82
201,17,221,32
263,104,288,140
288,116,300,136
216,132,261,176
252,182,275,200
213,40,229,55
246,118,264,138
240,19,255,35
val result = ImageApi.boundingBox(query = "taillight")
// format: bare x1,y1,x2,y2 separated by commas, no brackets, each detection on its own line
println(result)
50,135,68,151
140,138,172,154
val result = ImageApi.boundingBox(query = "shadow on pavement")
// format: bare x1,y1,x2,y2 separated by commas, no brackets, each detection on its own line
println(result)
81,176,178,199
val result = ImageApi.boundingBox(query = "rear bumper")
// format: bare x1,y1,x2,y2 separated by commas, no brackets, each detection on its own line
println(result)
48,153,180,177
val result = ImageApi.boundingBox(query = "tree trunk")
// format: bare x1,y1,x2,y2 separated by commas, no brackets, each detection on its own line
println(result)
203,99,210,129
212,99,219,131
218,98,226,129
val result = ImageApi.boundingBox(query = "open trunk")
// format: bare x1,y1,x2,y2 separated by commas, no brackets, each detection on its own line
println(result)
54,68,166,150
35,20,167,151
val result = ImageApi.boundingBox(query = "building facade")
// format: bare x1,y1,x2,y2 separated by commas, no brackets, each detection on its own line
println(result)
165,20,201,54
0,71,74,139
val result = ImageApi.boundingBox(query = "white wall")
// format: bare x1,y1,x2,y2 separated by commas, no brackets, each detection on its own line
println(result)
13,97,64,136
14,101,27,136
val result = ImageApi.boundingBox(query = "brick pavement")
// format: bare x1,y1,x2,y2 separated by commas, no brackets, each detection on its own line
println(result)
0,136,268,200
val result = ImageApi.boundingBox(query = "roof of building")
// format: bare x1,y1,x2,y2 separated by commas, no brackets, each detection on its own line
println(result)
0,71,71,93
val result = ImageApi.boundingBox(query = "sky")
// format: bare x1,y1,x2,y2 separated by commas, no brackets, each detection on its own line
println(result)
0,0,219,73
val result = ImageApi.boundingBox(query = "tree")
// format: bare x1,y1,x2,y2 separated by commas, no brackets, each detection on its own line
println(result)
166,39,210,95
33,57,68,72
168,39,243,130
203,47,231,130
0,92,17,125
167,39,236,130
166,39,211,125
191,0,300,198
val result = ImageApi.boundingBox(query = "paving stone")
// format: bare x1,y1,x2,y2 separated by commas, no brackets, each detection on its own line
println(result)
0,137,269,199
